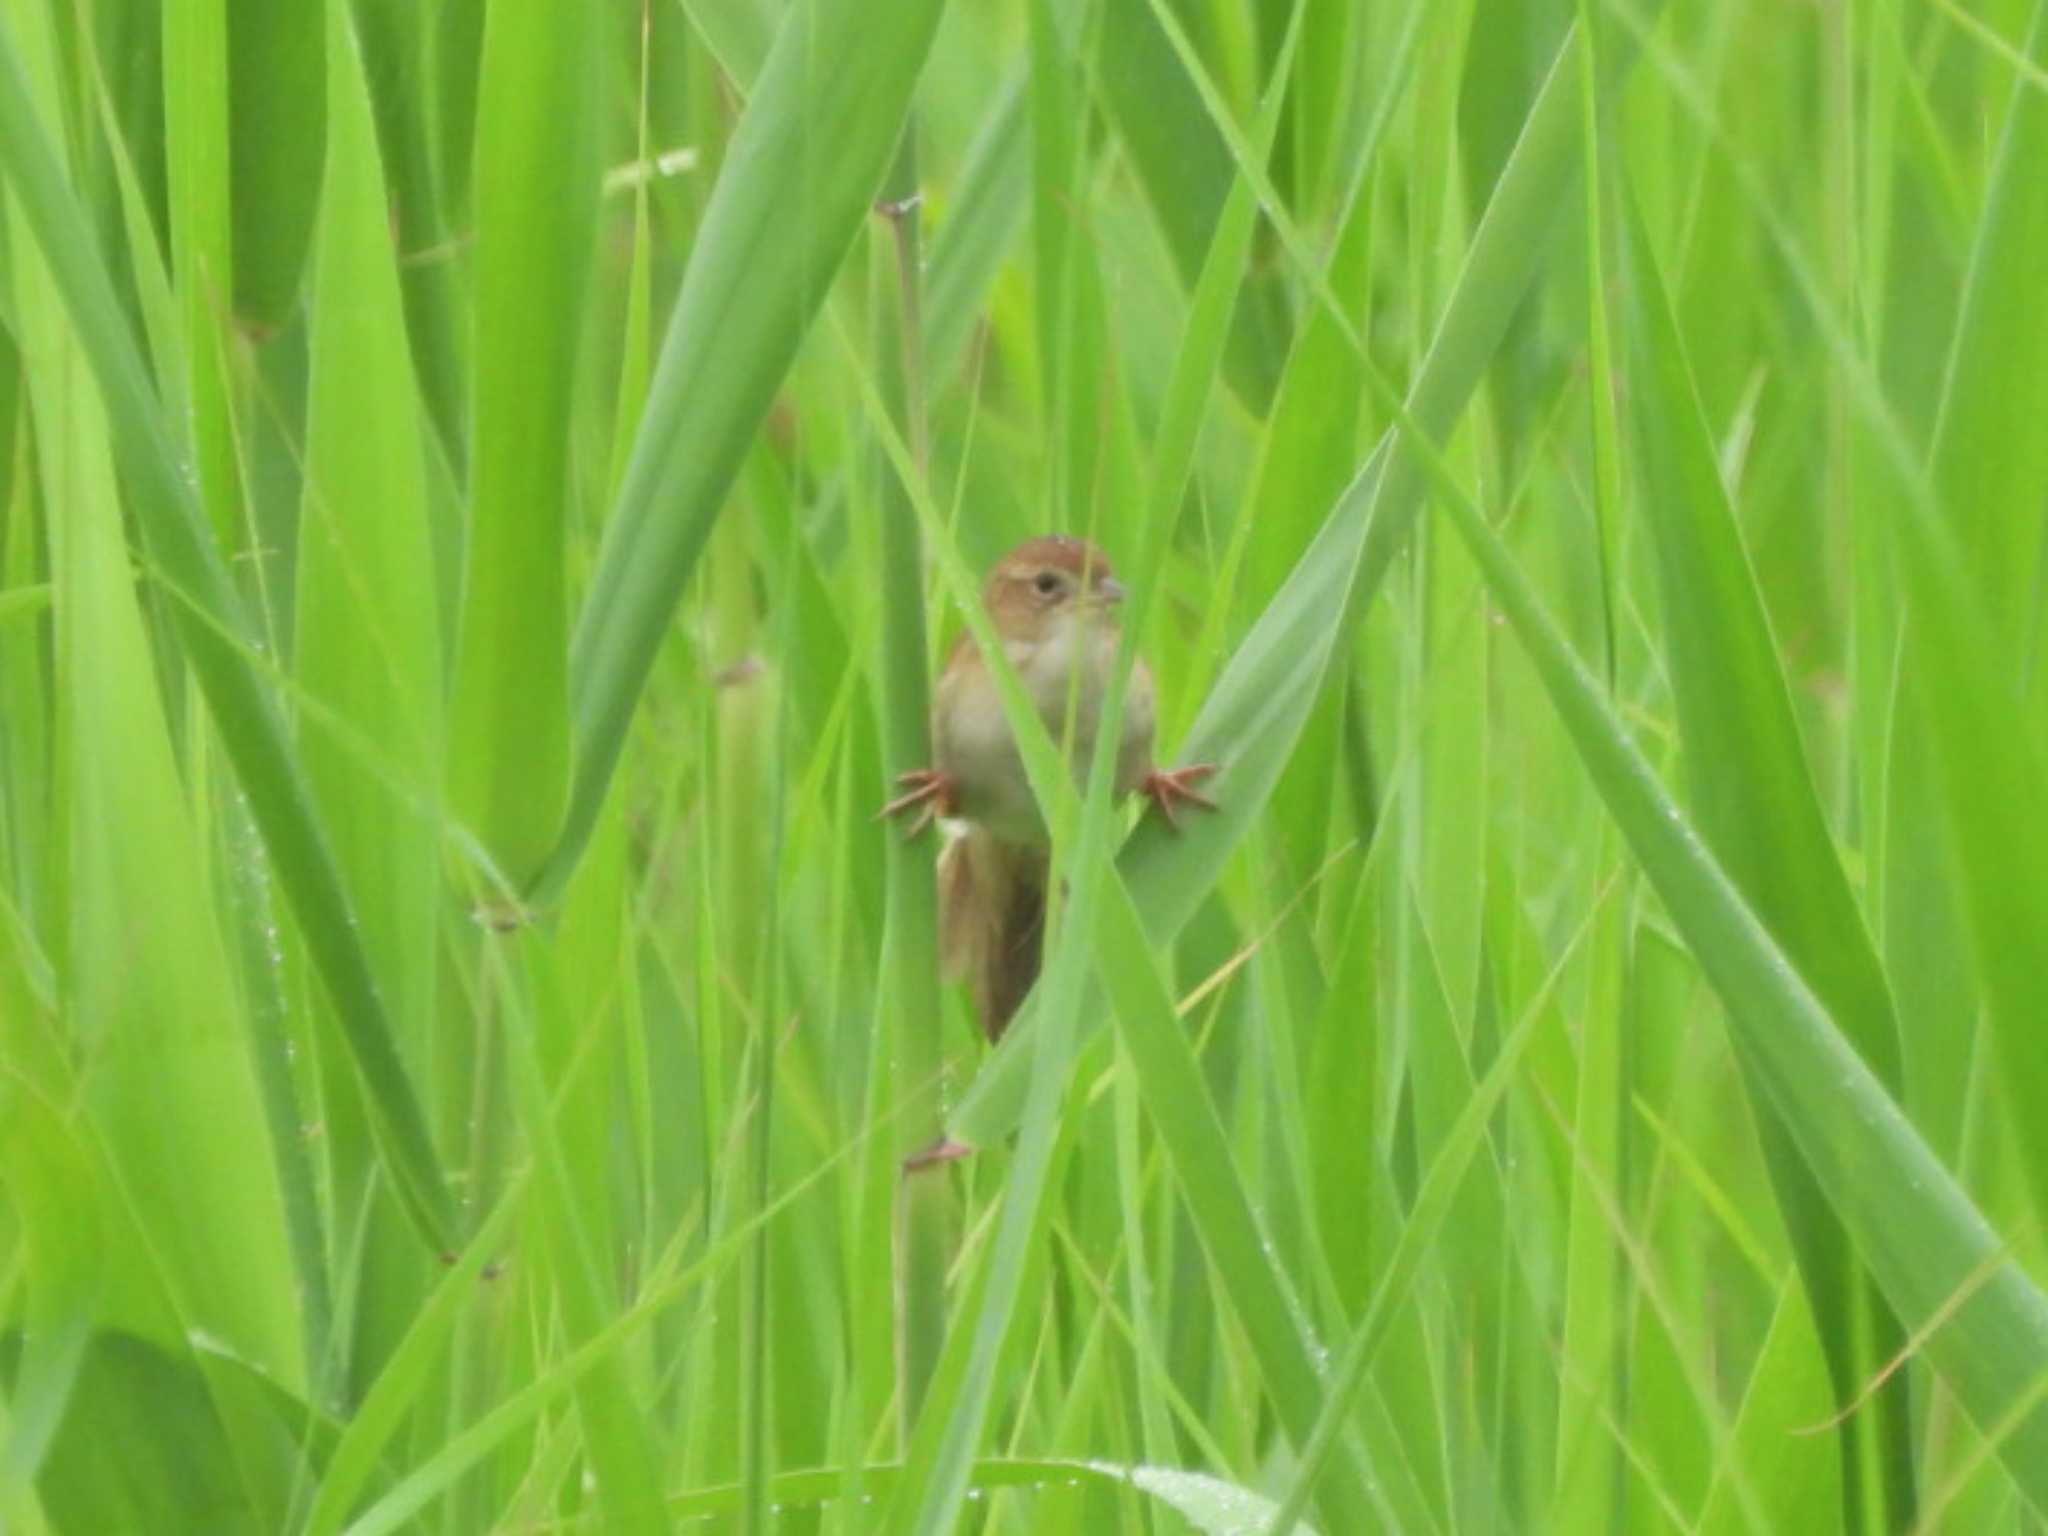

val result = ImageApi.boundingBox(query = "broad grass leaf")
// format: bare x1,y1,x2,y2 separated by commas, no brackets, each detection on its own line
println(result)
6,6,298,1382
0,2,455,1253
546,0,951,896
446,0,601,886
1619,179,1912,1518
1414,405,2048,1515
227,0,323,330
1911,0,2048,1219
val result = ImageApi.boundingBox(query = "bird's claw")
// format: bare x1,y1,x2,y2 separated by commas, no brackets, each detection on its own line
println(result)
878,767,957,838
1141,763,1218,830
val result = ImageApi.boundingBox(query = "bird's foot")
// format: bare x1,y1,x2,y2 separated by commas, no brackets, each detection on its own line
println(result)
878,767,958,838
1140,763,1219,830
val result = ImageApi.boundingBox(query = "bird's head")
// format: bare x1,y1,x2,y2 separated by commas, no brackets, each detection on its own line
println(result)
983,535,1126,647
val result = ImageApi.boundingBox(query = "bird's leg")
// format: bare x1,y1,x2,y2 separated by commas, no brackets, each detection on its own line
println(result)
877,767,959,838
1139,763,1219,830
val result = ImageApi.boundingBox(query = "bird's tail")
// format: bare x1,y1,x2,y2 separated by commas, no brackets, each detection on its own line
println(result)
938,827,1047,1042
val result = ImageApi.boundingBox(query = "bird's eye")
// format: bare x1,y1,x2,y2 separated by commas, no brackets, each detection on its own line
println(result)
1033,572,1064,597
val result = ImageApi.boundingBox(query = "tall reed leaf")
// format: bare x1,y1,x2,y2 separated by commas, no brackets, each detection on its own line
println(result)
226,0,323,331
1619,191,1901,1091
447,0,600,889
161,0,242,549
1618,182,1914,1524
5,3,295,1376
0,3,454,1251
30,337,300,1380
298,0,444,1087
544,0,950,897
868,141,951,1439
1913,0,2048,1218
1410,412,2048,1515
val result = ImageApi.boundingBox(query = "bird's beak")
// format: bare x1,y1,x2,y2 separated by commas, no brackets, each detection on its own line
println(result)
1095,576,1127,606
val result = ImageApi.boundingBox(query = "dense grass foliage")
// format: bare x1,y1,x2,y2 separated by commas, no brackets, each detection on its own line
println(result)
2,0,2046,1531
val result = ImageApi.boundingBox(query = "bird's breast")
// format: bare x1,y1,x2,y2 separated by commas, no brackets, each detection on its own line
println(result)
934,623,1156,845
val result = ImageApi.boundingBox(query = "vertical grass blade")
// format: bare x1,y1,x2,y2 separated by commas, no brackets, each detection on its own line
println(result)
56,421,296,1367
1616,178,1914,1526
0,1,454,1254
161,0,243,549
1619,190,1900,1087
506,931,672,1532
1910,0,2048,1219
1551,24,1626,1521
868,133,951,1440
1928,0,2048,665
1095,0,1288,409
1398,394,2048,1514
298,0,444,1052
542,0,950,900
346,0,469,467
226,0,324,332
292,0,454,1394
446,0,600,890
5,9,297,1377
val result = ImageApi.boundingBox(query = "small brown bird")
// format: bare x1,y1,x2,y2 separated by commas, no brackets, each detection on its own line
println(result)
880,536,1217,1039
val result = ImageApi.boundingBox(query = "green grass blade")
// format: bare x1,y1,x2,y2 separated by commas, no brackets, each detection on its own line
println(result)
679,0,775,88
1912,0,2048,1220
8,199,297,1385
1087,878,1382,1536
297,0,445,1057
1695,1277,1841,1534
505,932,672,1532
299,1184,524,1536
226,0,324,332
1131,9,1629,913
345,0,469,468
445,0,600,889
1617,174,1914,1525
161,0,244,549
1267,883,1609,1533
869,134,951,1439
292,0,459,1398
1928,0,2048,663
1095,0,1288,409
542,0,950,900
1550,35,1629,1518
669,1458,1323,1531
924,67,1027,384
1618,186,1900,1087
1410,405,2048,1516
0,1094,98,1518
0,8,453,1254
